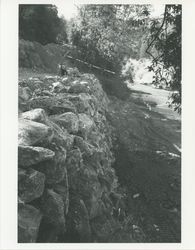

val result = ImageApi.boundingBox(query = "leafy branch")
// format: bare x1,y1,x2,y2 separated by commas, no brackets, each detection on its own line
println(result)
146,5,181,113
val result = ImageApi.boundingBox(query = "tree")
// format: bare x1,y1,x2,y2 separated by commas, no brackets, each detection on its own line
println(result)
56,17,68,44
19,4,67,45
146,5,182,112
69,5,151,72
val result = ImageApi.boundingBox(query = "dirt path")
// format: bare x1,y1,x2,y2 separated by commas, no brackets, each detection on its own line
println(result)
108,83,181,242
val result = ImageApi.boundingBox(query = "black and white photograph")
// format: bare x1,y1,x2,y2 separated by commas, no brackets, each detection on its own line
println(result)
1,0,195,249
17,2,182,243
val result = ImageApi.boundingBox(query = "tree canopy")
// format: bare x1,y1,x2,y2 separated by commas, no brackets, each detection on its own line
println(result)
146,5,182,112
69,5,151,72
19,4,68,45
69,4,181,112
19,4,181,112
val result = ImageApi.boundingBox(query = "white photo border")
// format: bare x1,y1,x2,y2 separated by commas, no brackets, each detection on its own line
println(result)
1,0,195,249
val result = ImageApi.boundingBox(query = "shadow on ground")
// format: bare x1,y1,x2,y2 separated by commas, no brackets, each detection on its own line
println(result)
108,87,181,242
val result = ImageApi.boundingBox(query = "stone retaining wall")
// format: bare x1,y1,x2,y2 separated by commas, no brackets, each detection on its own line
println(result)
18,68,120,242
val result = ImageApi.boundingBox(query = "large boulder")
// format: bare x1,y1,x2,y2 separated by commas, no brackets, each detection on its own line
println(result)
68,80,91,94
19,86,32,102
40,189,65,231
67,197,91,242
18,118,53,146
19,86,32,111
43,75,60,83
67,67,81,77
90,217,122,243
60,132,75,151
33,149,67,184
75,165,103,218
53,173,69,215
85,130,103,148
65,149,83,191
45,121,75,150
78,113,94,138
28,96,76,115
32,122,74,184
74,136,95,157
18,168,45,202
66,149,83,172
61,76,69,84
18,145,55,167
66,151,103,218
52,81,64,93
50,112,79,134
18,204,42,243
81,73,109,108
67,93,95,116
25,78,46,91
21,108,48,123
19,77,53,93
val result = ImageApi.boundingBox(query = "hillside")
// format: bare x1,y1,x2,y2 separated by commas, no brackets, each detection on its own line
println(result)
19,39,68,73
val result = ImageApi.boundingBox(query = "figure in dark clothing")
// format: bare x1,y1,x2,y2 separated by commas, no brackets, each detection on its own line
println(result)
59,63,68,76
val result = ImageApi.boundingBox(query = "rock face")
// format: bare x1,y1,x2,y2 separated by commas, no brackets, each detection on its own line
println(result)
67,197,91,242
18,145,55,167
18,168,45,202
40,189,66,230
18,204,42,243
21,108,48,123
78,113,94,138
18,68,119,243
50,112,79,134
18,118,53,146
